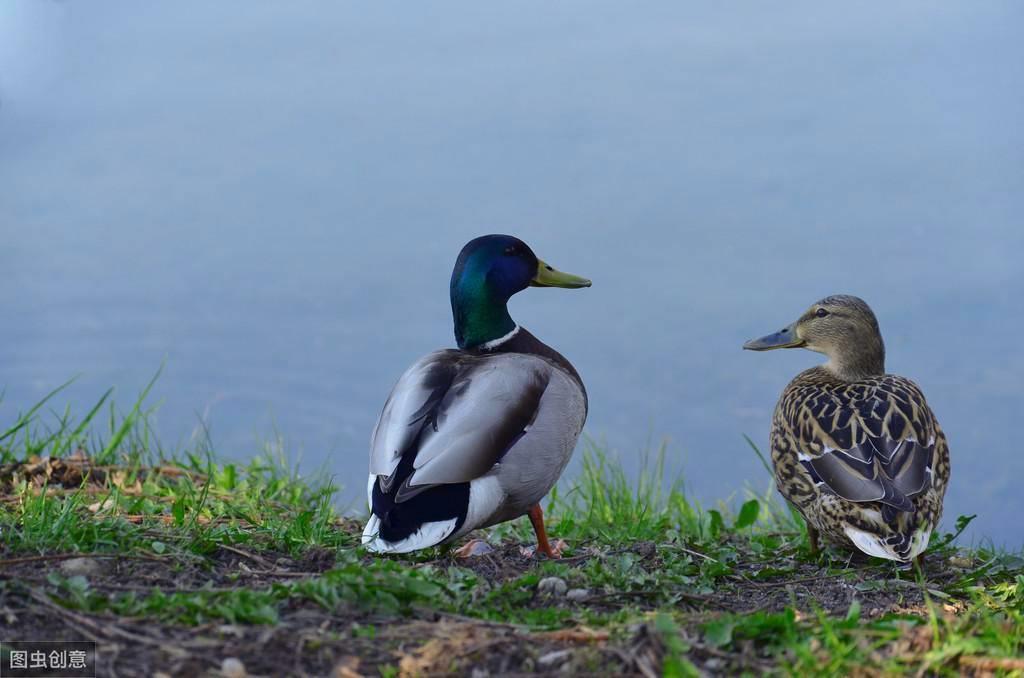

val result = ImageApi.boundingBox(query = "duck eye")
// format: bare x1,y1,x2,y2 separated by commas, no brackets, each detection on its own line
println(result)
815,308,829,318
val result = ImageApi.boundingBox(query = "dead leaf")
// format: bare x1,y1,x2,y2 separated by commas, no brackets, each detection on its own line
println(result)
331,656,364,678
397,623,497,676
87,498,117,513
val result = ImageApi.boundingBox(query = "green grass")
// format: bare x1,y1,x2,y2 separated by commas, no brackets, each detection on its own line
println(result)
1,384,1022,676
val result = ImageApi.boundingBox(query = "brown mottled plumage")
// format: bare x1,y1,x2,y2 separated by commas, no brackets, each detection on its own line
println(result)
745,295,950,562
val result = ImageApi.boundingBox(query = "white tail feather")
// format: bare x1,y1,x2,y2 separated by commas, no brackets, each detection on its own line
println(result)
361,515,458,554
844,525,932,562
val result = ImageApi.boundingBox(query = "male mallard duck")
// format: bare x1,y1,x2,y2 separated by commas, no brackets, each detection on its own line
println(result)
744,295,950,563
362,235,590,556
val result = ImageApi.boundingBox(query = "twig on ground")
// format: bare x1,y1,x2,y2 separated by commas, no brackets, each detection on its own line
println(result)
662,543,718,562
28,589,189,656
219,543,275,569
589,589,715,604
244,569,321,579
536,627,610,643
736,572,844,588
0,553,167,567
421,609,535,631
959,656,1024,671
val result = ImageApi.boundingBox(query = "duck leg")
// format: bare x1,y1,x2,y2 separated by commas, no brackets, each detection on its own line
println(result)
807,524,820,557
527,504,563,558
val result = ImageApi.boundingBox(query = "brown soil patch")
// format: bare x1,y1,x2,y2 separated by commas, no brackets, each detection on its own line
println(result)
0,539,962,677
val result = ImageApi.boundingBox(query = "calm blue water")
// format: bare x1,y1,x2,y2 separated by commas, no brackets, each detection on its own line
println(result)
2,1,1021,545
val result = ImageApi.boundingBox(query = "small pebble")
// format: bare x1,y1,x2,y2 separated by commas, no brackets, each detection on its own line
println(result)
216,625,246,638
566,588,590,602
221,657,247,678
537,649,572,668
705,658,724,671
463,540,494,556
537,576,567,596
59,558,102,577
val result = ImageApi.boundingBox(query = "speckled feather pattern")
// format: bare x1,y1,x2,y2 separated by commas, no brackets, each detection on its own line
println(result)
770,366,950,560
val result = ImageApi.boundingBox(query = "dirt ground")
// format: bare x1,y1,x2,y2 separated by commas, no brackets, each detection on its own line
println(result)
0,536,953,677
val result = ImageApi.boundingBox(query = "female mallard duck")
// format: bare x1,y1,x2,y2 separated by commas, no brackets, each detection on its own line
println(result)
744,295,950,563
362,235,590,556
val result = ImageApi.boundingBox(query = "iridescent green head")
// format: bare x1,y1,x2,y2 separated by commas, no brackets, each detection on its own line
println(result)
450,235,591,349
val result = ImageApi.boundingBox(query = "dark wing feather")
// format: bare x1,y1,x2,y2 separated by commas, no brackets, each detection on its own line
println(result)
370,352,552,504
369,350,459,484
796,376,937,521
807,448,915,515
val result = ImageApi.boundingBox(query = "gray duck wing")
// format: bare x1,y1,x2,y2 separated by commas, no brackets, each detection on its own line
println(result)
369,350,460,482
370,352,553,501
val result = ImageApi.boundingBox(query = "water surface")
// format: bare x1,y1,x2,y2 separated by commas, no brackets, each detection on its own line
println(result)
2,1,1021,544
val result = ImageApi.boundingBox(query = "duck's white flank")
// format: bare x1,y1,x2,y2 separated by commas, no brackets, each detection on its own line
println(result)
455,475,506,539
